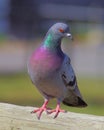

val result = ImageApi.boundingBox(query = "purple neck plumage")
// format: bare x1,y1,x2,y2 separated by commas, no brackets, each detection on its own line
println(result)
30,30,65,72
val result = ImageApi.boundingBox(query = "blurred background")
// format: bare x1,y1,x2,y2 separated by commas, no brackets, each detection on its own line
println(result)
0,0,104,116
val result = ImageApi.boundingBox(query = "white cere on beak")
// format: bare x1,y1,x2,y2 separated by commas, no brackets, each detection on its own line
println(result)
66,33,71,37
65,33,73,40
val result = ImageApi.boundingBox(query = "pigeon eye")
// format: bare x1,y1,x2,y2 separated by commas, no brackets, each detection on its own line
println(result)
59,28,64,33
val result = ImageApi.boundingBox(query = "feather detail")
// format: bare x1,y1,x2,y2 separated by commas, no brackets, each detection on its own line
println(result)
61,55,76,90
60,55,87,107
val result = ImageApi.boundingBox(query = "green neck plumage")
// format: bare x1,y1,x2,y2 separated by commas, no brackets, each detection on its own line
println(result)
44,34,53,48
43,33,61,49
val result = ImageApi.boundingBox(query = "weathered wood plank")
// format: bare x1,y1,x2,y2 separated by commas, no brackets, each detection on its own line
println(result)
0,103,104,130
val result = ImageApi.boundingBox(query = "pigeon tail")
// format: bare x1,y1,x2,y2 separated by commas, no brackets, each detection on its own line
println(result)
63,96,87,107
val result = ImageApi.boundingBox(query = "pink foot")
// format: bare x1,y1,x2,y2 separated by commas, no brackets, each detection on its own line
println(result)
48,103,67,118
31,100,49,119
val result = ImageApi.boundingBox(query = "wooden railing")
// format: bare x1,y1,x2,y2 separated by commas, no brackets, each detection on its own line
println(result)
0,103,104,130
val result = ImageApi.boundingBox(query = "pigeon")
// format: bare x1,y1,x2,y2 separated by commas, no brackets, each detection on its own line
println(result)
27,22,87,119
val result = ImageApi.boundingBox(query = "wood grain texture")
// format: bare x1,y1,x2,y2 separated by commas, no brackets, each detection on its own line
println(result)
0,103,104,130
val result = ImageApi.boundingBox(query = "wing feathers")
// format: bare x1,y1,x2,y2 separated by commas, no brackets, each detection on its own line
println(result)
61,55,87,107
61,56,77,90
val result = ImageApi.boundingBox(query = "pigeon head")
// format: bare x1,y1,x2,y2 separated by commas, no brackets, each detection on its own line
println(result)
49,23,72,39
43,23,72,49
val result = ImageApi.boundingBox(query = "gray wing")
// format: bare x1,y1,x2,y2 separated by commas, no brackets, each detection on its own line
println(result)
61,55,87,107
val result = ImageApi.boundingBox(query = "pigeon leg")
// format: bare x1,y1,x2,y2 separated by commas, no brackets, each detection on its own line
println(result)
48,101,66,118
31,99,49,119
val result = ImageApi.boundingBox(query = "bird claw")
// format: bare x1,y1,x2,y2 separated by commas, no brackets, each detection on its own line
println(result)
48,108,67,118
31,108,43,119
30,100,67,119
31,107,52,119
31,100,50,119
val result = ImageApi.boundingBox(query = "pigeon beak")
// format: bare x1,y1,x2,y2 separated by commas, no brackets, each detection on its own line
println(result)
65,33,73,41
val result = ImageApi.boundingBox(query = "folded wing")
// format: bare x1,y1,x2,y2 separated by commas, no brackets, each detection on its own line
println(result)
61,55,87,107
